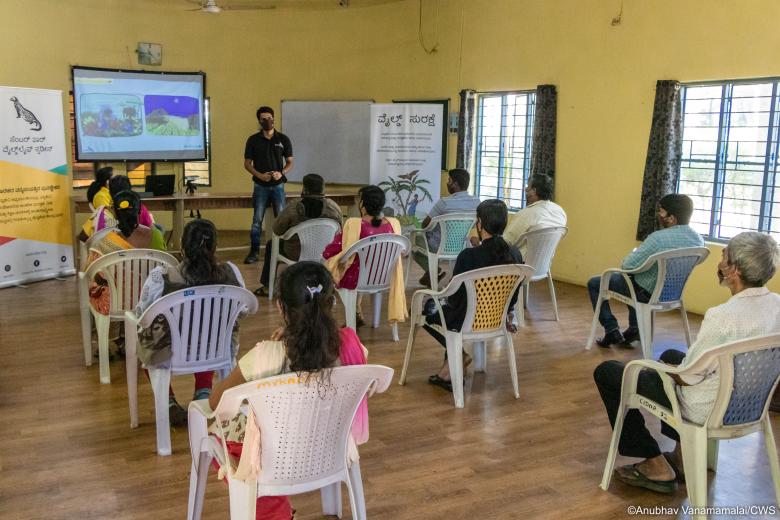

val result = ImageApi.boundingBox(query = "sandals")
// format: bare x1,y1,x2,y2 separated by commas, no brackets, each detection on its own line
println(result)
253,286,269,297
428,374,453,392
614,464,678,494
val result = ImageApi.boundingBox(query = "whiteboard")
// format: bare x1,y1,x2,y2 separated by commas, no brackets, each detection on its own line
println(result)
281,100,372,185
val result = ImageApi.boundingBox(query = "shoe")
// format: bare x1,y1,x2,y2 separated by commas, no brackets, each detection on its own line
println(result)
622,327,640,344
614,464,677,494
244,250,259,264
596,329,625,347
418,272,431,287
355,314,365,328
169,399,188,427
253,286,269,297
428,374,453,392
193,388,211,402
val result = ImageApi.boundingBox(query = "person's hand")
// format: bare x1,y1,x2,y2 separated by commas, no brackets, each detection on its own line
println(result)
257,172,272,182
270,327,285,341
271,171,283,181
469,236,480,246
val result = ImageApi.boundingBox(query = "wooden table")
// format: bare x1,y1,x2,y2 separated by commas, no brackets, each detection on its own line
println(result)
70,191,357,252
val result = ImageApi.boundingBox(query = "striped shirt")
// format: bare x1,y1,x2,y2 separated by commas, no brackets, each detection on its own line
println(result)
621,225,704,293
424,191,481,250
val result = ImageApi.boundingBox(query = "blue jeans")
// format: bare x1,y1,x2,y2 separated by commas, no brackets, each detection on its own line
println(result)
250,184,286,250
587,273,651,334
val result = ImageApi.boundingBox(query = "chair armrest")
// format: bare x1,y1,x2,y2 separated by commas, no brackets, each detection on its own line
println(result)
599,267,639,302
622,359,684,423
189,398,216,420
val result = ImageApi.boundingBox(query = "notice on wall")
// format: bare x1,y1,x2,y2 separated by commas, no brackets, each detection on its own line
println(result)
0,86,74,289
369,103,443,227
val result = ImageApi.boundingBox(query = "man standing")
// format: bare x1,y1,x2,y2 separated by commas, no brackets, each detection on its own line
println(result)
244,106,294,264
587,194,704,346
503,173,567,257
413,168,481,287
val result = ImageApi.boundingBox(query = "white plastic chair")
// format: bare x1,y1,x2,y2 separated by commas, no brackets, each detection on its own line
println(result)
599,333,780,519
187,364,394,520
123,284,258,456
78,226,118,271
406,212,477,291
514,226,567,323
268,218,340,300
585,246,709,359
399,264,534,408
78,248,178,384
336,234,410,342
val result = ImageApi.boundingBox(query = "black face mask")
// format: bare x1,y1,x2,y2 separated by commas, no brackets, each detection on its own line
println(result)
260,119,274,131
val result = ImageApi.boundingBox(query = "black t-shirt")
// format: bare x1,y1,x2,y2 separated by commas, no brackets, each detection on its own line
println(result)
244,131,293,186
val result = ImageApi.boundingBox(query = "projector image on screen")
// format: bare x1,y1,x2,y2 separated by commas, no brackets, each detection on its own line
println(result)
72,66,206,161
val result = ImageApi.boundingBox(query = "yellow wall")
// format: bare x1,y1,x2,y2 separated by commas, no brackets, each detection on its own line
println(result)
4,0,780,313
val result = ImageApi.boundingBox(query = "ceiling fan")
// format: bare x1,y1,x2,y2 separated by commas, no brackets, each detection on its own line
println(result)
185,0,276,14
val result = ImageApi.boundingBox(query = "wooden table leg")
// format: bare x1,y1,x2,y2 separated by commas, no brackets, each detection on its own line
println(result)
173,198,185,250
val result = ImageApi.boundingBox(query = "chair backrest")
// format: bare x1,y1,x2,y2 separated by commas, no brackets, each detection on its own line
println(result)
442,264,534,337
137,284,258,372
645,247,709,303
515,226,567,281
79,226,118,270
84,249,179,317
280,218,340,262
214,365,393,494
430,212,477,256
685,334,780,430
342,233,410,292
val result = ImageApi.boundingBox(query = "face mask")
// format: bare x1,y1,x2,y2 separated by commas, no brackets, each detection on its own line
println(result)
260,119,274,131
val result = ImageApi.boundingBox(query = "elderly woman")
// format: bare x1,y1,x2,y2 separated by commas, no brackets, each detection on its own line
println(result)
593,231,780,494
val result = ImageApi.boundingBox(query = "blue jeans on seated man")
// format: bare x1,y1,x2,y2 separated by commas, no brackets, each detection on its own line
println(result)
587,273,651,334
250,184,286,251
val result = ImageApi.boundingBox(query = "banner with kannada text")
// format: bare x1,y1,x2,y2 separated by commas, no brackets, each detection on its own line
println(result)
0,86,74,288
369,103,443,228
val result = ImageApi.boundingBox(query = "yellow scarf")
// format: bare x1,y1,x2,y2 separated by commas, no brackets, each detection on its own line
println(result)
325,217,407,323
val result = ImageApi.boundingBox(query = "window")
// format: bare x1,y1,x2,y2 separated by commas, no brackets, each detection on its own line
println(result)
475,91,536,209
678,80,780,240
184,98,211,186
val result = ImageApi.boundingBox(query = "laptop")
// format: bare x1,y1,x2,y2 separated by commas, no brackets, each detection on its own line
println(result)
145,175,176,196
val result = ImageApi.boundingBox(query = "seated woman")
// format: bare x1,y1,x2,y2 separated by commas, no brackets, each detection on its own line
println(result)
79,175,155,242
135,219,244,426
594,231,780,494
86,166,113,210
423,199,523,391
323,185,406,326
255,173,343,296
86,190,166,316
209,261,369,520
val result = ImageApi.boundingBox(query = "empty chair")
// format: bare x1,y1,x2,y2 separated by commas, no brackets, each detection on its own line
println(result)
267,218,340,300
335,234,410,342
586,247,709,359
514,226,567,322
400,264,533,408
78,248,178,383
124,284,258,456
599,334,780,519
406,212,477,291
187,365,393,520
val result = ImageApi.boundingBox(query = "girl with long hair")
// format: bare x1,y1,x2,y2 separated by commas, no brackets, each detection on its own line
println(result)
323,185,407,326
134,219,244,425
210,262,369,520
424,199,523,391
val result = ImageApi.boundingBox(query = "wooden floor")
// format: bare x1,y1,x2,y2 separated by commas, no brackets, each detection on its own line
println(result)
2,251,779,520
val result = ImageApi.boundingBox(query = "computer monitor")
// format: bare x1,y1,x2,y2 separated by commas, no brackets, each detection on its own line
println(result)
144,175,176,196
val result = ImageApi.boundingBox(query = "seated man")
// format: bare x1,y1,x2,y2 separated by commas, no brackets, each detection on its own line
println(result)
588,194,704,346
594,231,780,493
504,173,567,257
254,173,343,296
413,168,480,287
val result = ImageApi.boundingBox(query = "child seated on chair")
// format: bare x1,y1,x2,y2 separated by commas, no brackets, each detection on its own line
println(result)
423,199,522,392
209,261,369,520
323,185,405,327
593,232,780,494
135,219,244,426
